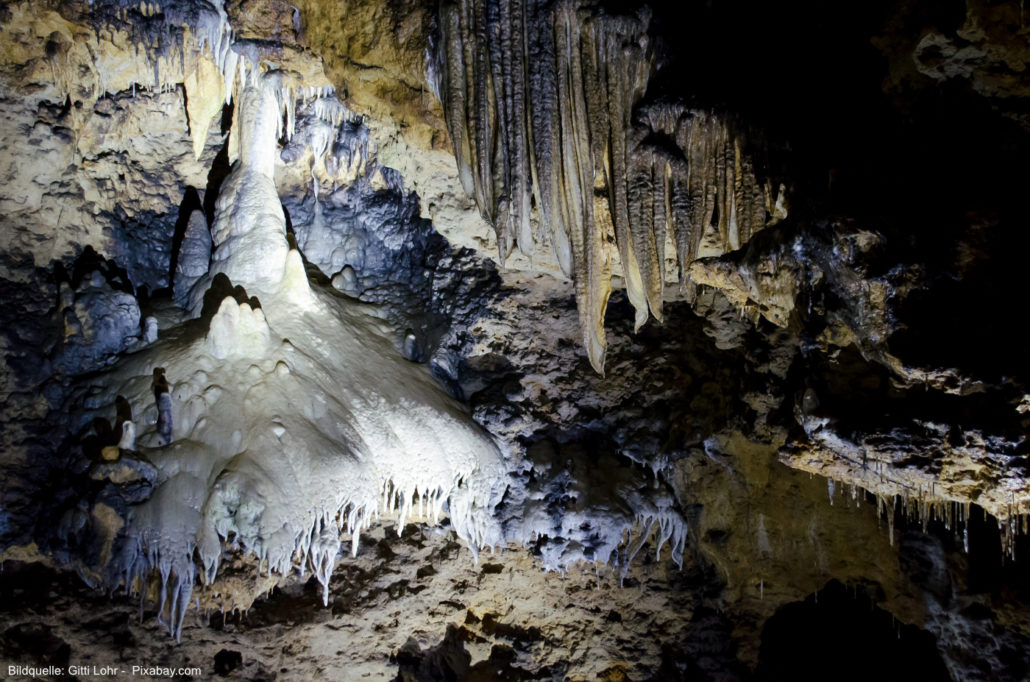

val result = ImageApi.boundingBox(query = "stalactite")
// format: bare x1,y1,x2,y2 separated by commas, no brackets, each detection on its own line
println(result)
436,0,785,372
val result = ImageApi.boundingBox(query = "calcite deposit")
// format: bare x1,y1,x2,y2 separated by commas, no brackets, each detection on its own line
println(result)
435,0,786,372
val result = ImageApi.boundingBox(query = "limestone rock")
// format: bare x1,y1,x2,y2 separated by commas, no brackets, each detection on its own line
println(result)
52,265,141,375
434,1,785,372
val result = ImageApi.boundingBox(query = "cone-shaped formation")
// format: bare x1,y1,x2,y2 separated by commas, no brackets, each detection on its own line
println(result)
55,58,511,640
173,210,212,307
436,0,785,372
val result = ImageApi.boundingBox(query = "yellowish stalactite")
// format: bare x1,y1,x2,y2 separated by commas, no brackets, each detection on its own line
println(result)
184,54,225,160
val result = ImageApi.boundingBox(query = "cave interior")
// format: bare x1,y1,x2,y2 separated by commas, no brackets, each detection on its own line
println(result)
1,0,1030,679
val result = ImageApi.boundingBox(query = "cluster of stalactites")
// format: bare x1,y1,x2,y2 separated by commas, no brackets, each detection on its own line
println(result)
272,84,343,145
436,0,784,373
83,0,234,97
284,95,379,199
861,483,1029,559
115,472,501,641
86,0,351,176
201,22,369,194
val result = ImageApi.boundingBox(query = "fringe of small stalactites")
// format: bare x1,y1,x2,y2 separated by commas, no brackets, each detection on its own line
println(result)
84,1,350,140
279,95,384,200
532,501,688,582
107,460,690,640
107,471,504,639
111,529,197,642
80,0,233,98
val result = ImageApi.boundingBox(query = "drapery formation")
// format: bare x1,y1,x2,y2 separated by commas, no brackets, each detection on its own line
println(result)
436,0,785,372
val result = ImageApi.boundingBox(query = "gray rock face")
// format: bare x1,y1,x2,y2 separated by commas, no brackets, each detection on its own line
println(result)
283,102,438,311
52,265,141,376
0,83,221,293
0,254,63,550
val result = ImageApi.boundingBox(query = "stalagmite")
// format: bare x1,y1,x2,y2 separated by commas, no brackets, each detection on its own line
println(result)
118,420,137,451
188,69,290,313
143,316,159,344
153,368,172,446
173,209,212,307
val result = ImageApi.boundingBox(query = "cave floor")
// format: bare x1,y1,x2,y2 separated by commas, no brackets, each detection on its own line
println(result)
0,522,728,681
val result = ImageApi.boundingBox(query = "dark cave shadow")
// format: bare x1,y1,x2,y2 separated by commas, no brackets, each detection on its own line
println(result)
63,246,134,294
753,579,952,682
197,272,261,322
203,138,232,228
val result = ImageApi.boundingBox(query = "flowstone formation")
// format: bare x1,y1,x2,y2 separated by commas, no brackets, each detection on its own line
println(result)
67,68,509,640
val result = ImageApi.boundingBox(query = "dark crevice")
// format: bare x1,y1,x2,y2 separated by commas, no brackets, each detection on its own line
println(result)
755,579,952,682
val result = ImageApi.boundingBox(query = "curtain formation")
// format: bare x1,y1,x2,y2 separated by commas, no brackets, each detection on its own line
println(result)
436,0,785,372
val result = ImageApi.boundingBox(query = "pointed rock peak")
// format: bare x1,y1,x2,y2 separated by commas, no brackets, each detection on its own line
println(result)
281,248,314,307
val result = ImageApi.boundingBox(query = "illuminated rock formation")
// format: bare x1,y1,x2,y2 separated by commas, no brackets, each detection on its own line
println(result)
1,0,1029,678
435,0,786,371
69,67,510,640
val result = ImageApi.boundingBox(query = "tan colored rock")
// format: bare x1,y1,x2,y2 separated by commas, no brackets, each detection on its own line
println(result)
184,54,225,160
90,502,124,569
0,2,219,276
100,445,120,461
294,0,446,152
878,0,1030,130
688,253,800,328
226,0,302,43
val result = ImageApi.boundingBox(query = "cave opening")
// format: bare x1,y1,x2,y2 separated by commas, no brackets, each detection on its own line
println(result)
755,579,951,682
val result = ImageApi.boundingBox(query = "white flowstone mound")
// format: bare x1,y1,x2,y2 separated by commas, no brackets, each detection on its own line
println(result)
84,69,508,640
100,278,508,638
205,297,271,359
